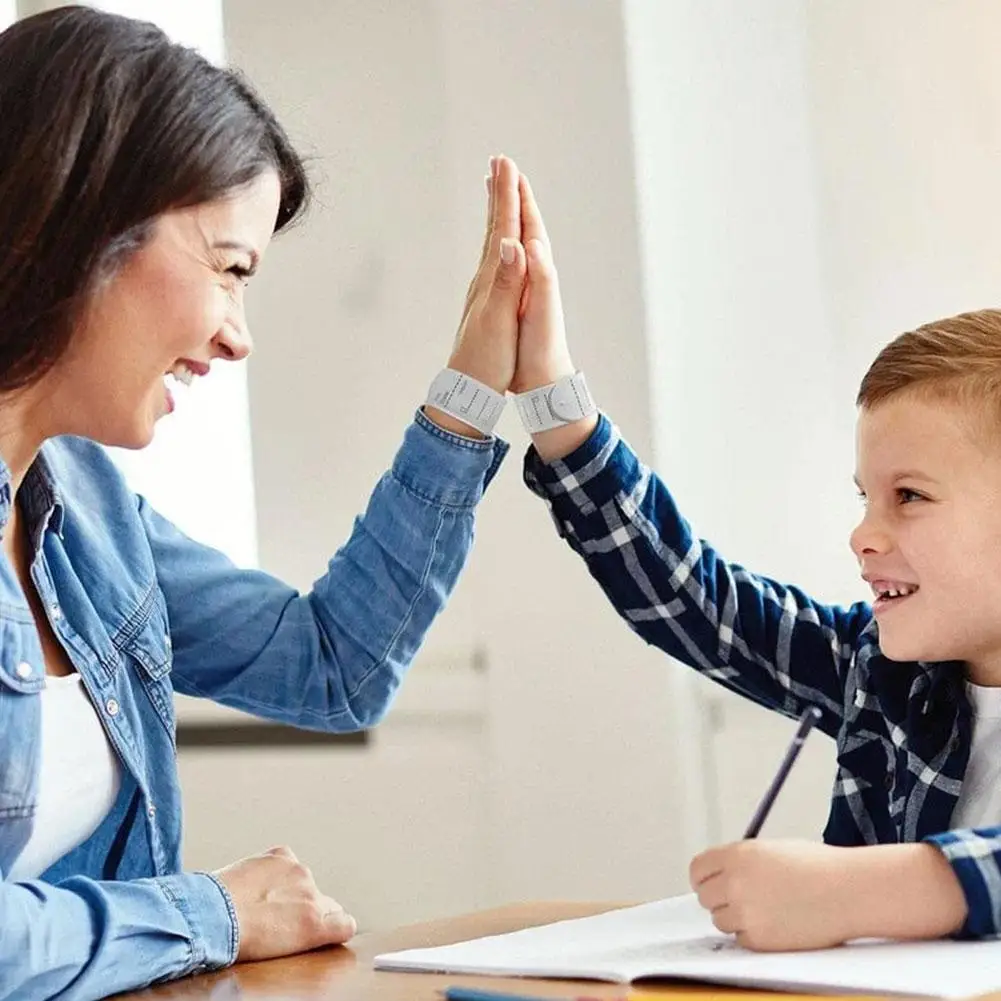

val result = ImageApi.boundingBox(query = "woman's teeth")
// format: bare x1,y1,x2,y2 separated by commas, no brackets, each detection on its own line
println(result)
166,362,195,387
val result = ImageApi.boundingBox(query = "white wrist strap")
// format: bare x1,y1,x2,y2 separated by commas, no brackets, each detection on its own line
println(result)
426,368,506,435
514,371,597,433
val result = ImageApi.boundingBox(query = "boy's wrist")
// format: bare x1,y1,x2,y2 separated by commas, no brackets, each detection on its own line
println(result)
531,415,599,464
842,844,967,941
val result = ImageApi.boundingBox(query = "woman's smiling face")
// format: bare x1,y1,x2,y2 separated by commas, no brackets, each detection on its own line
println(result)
48,170,281,449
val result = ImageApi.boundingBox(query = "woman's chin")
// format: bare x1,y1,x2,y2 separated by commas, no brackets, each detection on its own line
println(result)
90,414,159,450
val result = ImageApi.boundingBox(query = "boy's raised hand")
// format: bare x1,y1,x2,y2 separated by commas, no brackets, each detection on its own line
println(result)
512,172,598,462
510,174,573,393
689,839,968,951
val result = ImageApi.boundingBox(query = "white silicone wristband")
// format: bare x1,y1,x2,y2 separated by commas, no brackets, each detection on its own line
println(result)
426,368,506,435
513,372,596,433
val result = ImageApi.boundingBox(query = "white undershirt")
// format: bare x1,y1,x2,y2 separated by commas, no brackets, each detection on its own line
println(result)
8,673,121,881
951,681,1001,830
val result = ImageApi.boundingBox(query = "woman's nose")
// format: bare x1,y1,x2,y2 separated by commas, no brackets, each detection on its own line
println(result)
212,320,253,362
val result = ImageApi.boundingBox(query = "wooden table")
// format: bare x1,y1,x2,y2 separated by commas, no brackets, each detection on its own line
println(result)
114,901,1000,1001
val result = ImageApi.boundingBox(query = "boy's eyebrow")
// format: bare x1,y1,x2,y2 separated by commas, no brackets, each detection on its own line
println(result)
891,470,939,484
852,470,939,489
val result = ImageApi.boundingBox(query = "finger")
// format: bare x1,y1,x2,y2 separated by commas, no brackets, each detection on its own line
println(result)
519,174,550,251
710,904,742,935
485,237,526,307
461,158,499,322
689,848,724,889
323,911,357,945
525,238,557,292
461,156,520,331
478,156,498,269
735,930,773,952
490,156,521,256
521,238,560,331
265,845,298,862
519,239,540,326
312,896,357,947
694,872,728,912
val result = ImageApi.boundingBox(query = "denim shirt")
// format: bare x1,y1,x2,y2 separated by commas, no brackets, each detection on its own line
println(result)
0,410,506,1001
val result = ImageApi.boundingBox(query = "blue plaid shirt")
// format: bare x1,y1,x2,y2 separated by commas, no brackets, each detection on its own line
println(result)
525,415,1000,940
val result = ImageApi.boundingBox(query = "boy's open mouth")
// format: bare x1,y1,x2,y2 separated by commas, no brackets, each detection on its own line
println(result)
870,581,920,608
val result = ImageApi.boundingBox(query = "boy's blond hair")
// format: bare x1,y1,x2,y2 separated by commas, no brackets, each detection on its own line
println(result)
857,309,1001,422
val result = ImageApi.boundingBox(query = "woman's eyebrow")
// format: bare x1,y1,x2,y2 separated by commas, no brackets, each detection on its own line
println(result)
212,240,259,273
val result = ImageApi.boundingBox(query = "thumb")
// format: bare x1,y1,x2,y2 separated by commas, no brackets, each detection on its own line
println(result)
318,903,357,947
488,237,527,298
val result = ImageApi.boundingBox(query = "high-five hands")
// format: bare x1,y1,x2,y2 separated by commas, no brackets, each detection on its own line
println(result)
425,156,526,438
426,155,597,457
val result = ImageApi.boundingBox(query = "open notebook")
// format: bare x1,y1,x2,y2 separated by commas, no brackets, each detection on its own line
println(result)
374,894,1001,998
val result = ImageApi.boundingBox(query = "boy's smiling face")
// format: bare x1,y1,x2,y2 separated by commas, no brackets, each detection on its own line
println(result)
852,391,1001,683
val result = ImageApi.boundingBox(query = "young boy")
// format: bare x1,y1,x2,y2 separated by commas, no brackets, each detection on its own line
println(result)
511,176,999,951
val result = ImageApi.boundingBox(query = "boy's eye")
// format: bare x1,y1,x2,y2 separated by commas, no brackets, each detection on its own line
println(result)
855,488,867,505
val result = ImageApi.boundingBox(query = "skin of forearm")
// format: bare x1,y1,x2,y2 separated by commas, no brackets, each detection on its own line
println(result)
530,414,599,464
839,843,967,941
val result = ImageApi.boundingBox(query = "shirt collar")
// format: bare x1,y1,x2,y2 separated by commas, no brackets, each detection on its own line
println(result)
0,447,66,548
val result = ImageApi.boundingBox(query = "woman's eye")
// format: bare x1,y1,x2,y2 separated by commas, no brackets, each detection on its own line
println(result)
227,264,252,285
855,489,867,505
897,488,923,504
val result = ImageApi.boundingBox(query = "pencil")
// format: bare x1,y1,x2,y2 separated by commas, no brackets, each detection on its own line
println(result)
742,705,822,838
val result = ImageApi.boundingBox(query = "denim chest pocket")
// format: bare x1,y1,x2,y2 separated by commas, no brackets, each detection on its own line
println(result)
116,589,175,740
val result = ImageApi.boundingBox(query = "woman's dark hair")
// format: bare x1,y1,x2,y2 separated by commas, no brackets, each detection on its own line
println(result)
0,5,310,391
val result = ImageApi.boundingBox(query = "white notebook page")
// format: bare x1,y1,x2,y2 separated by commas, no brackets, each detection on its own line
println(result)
374,893,1001,998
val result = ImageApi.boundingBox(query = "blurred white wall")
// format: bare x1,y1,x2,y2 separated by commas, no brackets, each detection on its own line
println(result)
1,2,15,29
808,0,1001,381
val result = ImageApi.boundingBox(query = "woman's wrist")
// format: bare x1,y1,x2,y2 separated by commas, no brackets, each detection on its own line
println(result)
422,405,487,440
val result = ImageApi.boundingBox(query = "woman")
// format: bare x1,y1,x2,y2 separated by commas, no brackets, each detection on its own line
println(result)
0,6,528,998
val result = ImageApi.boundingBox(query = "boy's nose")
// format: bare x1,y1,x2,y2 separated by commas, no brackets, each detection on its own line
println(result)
849,514,892,559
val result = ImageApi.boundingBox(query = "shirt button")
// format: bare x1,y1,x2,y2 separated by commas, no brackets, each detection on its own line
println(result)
105,698,120,717
15,662,32,679
884,772,894,790
50,604,62,621
164,633,172,651
148,804,157,818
